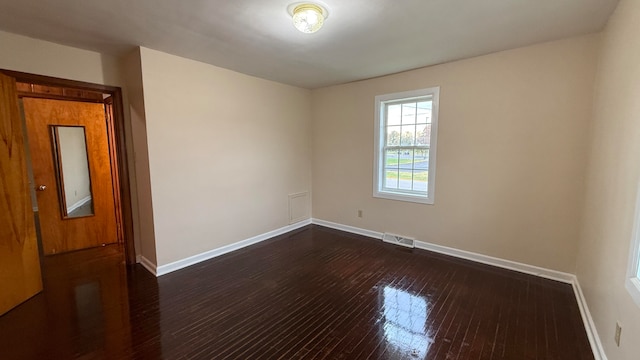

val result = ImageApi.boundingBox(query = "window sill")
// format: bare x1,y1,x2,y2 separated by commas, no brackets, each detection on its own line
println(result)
373,191,433,205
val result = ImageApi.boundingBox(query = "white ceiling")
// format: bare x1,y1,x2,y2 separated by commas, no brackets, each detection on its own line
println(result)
0,0,619,89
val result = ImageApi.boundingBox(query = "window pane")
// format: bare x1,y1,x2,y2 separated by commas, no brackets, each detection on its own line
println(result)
398,149,415,191
385,149,401,167
400,126,415,146
417,101,432,124
384,149,401,190
386,126,401,146
385,170,399,189
388,104,401,126
402,103,417,125
398,171,413,190
412,170,428,192
384,149,429,192
414,149,429,171
396,149,414,171
416,124,431,146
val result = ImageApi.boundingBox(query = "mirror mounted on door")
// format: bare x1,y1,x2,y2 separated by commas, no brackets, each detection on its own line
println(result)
50,125,95,219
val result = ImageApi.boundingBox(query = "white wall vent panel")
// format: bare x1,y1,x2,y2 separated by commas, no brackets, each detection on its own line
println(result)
288,192,309,224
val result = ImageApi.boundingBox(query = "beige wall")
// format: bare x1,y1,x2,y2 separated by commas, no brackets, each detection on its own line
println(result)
138,47,312,266
312,35,599,273
576,0,640,358
122,48,155,263
0,30,121,86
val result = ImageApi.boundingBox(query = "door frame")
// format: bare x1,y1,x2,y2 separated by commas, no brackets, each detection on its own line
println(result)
1,69,136,265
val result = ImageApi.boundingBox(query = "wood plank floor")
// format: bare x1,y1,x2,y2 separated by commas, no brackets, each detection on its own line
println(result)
0,225,594,359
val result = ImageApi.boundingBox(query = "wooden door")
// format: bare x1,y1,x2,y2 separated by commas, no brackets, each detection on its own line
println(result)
23,98,117,255
0,73,43,315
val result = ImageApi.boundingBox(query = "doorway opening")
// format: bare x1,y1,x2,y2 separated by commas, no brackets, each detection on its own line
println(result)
2,69,135,265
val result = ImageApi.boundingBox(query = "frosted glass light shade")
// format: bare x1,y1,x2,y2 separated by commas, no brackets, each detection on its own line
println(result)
291,4,326,33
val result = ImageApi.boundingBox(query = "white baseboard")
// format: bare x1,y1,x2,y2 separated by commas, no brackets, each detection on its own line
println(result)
139,255,157,275
312,218,384,240
67,195,92,213
572,279,608,360
310,218,606,360
135,254,142,264
414,240,575,283
311,218,573,283
149,219,312,277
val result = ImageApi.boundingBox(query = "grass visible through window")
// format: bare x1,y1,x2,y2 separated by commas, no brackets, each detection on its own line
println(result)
385,171,428,182
385,158,415,166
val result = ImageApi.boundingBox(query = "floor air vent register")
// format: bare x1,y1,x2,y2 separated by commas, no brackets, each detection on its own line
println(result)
382,233,415,248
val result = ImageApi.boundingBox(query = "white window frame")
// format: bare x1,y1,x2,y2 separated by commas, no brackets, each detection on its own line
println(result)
373,87,439,205
626,184,640,307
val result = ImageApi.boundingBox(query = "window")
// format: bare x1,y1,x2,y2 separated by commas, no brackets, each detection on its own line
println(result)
374,87,439,204
627,187,640,307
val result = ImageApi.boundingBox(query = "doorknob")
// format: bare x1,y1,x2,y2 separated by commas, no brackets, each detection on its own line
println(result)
36,185,47,191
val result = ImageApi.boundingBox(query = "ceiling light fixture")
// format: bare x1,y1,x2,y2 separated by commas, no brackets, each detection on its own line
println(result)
288,3,329,34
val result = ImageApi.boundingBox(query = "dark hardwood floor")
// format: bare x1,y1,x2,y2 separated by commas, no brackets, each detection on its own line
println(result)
0,225,594,359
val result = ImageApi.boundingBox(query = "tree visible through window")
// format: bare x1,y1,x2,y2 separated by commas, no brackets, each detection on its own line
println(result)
374,87,439,204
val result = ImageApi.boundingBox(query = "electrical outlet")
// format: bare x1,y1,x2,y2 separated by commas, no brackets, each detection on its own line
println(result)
357,210,363,218
614,322,622,347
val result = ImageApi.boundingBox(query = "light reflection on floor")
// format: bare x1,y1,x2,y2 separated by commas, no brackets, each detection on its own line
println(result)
381,285,431,358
